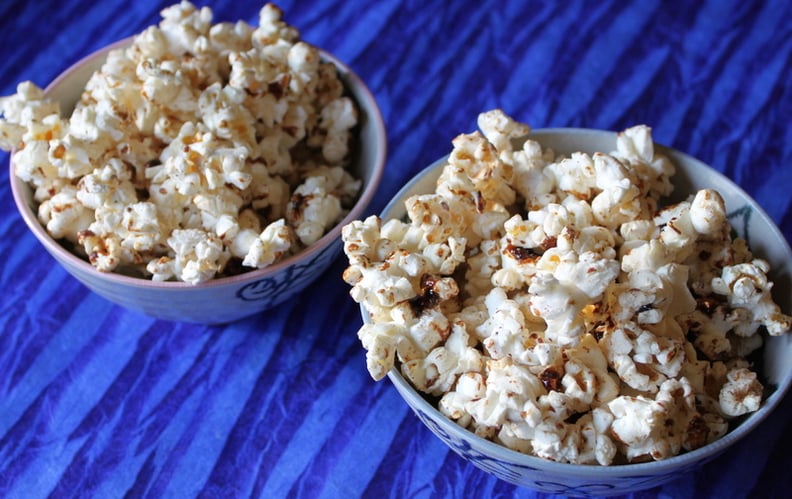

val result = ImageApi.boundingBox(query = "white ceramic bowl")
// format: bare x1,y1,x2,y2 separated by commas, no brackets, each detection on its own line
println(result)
9,39,386,324
376,129,792,496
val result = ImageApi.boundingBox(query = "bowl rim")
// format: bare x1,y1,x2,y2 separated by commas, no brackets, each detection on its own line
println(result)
9,36,387,290
377,127,792,476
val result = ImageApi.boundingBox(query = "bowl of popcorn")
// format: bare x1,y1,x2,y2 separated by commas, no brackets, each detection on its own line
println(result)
2,3,386,324
341,110,792,495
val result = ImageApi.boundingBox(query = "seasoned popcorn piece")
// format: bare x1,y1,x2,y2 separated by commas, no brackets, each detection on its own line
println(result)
561,334,620,408
342,213,466,380
406,300,454,350
609,264,696,326
685,236,749,297
608,378,705,462
526,409,617,465
719,368,763,417
440,356,546,431
490,215,541,290
357,281,461,382
76,158,138,209
712,259,792,336
421,237,466,276
546,152,598,201
527,235,619,347
139,55,202,117
476,287,532,360
444,130,516,208
286,166,360,246
165,228,229,284
601,321,687,393
311,165,363,206
246,161,291,219
590,152,644,229
12,138,59,191
54,118,109,179
438,371,484,429
12,109,71,190
681,291,770,363
620,219,657,242
198,83,256,151
404,193,474,246
528,272,589,346
288,41,320,77
80,231,124,273
349,263,406,308
341,215,385,266
256,3,300,44
401,319,484,395
319,97,358,163
286,174,343,245
194,188,245,236
120,202,163,252
242,219,292,269
208,19,254,58
689,189,728,237
464,240,501,299
495,199,612,291
552,245,619,300
477,108,531,155
612,124,675,200
357,322,406,381
0,82,60,151
620,190,731,290
158,1,213,53
38,185,94,242
510,138,557,210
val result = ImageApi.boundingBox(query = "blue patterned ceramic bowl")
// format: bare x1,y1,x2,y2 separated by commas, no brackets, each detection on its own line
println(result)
9,39,386,324
378,129,792,496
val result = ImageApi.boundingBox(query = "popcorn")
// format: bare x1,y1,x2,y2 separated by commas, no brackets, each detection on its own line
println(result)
342,110,791,465
120,202,163,252
402,319,483,395
155,228,229,284
719,367,763,417
286,167,360,245
241,219,292,269
0,82,60,151
39,185,94,242
440,357,546,430
712,259,792,336
608,378,700,461
477,287,532,360
600,322,686,393
560,334,619,408
319,97,358,163
477,108,531,156
1,2,360,283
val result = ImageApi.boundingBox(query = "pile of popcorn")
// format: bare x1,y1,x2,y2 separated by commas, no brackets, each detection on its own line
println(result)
342,110,791,465
0,2,361,284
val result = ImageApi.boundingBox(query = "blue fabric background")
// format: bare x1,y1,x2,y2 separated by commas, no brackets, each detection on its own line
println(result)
1,1,790,497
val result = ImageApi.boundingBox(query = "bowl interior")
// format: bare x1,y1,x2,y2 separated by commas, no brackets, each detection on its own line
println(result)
378,128,792,477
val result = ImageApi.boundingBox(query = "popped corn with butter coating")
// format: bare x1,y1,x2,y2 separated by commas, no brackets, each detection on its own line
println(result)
342,110,792,465
1,2,361,284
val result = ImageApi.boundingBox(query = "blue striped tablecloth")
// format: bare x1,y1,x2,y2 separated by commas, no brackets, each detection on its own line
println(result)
1,1,790,497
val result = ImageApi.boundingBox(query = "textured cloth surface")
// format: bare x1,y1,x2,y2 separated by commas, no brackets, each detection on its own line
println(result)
1,1,791,497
